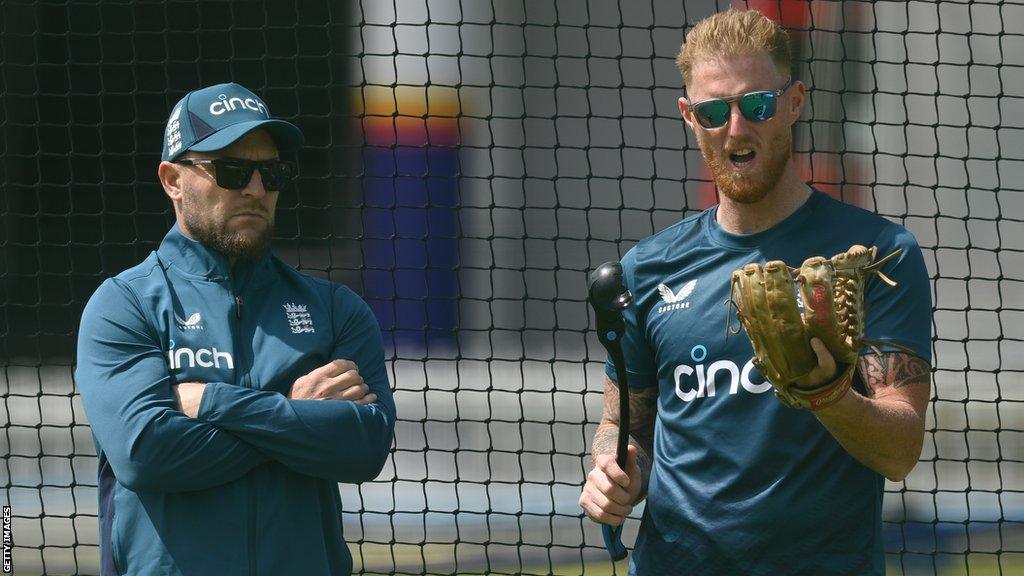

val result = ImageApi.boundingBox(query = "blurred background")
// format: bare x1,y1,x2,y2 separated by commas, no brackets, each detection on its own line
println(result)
2,0,1021,574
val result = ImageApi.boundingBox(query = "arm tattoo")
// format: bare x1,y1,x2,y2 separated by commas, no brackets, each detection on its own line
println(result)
593,379,658,501
858,352,931,398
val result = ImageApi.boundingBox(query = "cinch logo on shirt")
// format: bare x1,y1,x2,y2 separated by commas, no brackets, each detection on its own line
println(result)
166,339,234,371
673,343,771,402
657,279,697,314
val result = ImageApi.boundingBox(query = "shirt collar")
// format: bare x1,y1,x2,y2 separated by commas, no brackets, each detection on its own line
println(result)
157,223,270,285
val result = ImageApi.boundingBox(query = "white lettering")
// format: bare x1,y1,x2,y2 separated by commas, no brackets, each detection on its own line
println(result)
195,348,213,368
705,360,740,397
741,360,772,394
173,348,195,370
209,96,268,117
213,348,234,370
658,302,691,314
166,346,234,371
673,357,771,403
674,364,697,402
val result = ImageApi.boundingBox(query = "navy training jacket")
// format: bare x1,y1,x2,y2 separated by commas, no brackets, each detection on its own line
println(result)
75,224,396,575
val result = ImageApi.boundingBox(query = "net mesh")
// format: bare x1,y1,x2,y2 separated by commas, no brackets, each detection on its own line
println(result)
2,0,1022,574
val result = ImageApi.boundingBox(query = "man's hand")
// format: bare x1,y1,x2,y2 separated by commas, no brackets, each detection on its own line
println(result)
579,444,643,526
289,359,377,403
173,382,207,418
795,337,840,389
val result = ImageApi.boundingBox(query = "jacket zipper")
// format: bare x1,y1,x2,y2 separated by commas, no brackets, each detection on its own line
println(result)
232,291,257,576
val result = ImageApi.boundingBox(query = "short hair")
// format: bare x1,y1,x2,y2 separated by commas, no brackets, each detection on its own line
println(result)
675,8,792,89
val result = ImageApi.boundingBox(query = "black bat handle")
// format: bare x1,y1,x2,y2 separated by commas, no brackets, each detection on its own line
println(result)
599,333,631,468
588,261,633,562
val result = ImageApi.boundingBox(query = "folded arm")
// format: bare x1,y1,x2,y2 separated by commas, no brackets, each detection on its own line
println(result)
195,289,395,483
76,280,269,493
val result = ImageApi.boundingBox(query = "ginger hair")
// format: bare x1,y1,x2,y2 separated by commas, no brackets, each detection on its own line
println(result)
676,9,792,89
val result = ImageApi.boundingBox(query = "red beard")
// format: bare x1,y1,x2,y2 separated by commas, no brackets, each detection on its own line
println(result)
700,128,792,204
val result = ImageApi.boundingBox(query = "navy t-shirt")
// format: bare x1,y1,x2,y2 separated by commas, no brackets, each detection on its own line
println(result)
604,191,932,575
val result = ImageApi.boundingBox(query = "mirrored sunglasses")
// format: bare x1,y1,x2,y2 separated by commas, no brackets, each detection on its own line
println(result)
689,79,794,129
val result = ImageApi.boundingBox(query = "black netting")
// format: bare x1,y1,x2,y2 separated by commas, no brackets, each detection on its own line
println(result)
2,0,1021,574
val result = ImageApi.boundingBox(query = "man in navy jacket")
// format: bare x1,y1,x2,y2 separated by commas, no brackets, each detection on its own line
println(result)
76,82,396,575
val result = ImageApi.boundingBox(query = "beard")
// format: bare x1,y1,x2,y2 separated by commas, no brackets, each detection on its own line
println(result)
701,128,792,204
180,191,274,263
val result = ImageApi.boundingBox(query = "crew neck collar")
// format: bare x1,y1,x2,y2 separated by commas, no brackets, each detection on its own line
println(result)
705,189,823,251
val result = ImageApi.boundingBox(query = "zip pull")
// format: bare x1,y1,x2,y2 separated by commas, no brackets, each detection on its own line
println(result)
235,295,244,319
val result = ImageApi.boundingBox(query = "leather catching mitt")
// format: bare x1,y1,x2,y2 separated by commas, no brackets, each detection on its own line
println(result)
728,245,902,410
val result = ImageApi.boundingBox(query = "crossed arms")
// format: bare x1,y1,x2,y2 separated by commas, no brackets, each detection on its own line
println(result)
76,278,395,493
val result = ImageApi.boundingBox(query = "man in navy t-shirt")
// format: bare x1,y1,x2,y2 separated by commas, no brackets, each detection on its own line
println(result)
578,10,932,575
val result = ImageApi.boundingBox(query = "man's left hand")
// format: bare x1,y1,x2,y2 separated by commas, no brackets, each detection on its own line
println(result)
174,382,207,418
795,338,840,389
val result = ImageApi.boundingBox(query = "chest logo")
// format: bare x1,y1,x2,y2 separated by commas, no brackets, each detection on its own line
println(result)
657,279,697,313
283,303,315,334
174,311,204,330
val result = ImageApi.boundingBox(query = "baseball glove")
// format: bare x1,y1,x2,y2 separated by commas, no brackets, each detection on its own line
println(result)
728,245,902,410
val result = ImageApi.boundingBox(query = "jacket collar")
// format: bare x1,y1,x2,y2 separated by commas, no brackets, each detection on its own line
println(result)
157,224,272,287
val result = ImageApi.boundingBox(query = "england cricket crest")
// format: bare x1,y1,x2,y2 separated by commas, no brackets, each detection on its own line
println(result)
283,303,315,334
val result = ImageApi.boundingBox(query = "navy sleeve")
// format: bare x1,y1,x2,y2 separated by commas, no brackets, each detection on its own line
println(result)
75,279,269,493
603,247,659,388
862,225,933,363
197,286,395,483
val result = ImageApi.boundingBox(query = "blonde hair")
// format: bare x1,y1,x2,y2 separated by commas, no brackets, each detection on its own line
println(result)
676,9,792,89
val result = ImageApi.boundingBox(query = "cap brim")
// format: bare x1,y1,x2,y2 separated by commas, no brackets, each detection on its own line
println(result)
185,119,305,155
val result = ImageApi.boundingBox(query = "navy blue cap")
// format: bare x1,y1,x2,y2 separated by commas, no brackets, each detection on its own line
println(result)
162,82,305,161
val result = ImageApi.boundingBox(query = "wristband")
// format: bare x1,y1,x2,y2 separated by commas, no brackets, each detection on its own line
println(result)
790,364,854,411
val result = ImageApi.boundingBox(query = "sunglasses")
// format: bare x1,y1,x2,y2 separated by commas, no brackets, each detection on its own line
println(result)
688,79,794,129
175,157,297,192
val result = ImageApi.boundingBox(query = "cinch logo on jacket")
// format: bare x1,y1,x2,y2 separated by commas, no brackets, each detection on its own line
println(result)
166,339,234,371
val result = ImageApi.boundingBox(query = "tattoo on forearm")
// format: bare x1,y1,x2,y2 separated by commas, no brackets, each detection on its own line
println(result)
858,352,931,397
593,379,658,501
592,425,620,458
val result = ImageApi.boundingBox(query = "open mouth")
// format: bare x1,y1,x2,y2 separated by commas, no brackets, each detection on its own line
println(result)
729,149,756,166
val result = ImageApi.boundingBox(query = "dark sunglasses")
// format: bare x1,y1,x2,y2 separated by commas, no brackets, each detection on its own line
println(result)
688,79,794,129
175,157,297,192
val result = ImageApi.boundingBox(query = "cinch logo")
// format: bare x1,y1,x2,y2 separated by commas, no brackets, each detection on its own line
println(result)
673,344,771,402
209,94,269,117
657,279,697,314
166,339,234,371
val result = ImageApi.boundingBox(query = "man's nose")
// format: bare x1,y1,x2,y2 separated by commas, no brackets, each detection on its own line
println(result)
240,167,268,197
726,103,754,139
